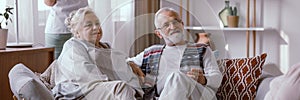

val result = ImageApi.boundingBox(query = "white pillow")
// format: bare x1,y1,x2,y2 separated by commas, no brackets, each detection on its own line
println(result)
8,63,54,100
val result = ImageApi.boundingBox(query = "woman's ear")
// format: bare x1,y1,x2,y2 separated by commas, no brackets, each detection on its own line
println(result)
155,30,163,39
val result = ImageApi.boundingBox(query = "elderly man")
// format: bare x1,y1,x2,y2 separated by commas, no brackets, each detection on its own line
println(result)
127,7,222,100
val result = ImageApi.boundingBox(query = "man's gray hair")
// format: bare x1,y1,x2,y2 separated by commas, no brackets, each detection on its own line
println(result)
154,7,179,28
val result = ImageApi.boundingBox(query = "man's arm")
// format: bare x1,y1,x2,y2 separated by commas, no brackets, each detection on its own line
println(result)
202,47,222,88
44,0,56,6
186,47,221,87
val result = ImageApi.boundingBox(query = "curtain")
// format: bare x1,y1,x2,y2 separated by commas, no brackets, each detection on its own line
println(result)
130,0,161,57
89,0,134,56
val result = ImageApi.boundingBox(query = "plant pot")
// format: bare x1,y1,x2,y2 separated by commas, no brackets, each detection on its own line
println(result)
227,16,239,27
0,29,8,50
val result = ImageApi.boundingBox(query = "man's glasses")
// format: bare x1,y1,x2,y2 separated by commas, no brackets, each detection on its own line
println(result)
157,20,182,30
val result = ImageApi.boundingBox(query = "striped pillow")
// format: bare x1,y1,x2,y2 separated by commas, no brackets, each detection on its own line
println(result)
216,53,267,100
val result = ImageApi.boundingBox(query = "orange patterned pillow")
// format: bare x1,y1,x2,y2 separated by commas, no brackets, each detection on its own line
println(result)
216,53,267,100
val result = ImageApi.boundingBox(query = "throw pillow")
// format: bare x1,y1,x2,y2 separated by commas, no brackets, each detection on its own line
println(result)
216,53,267,100
8,63,54,100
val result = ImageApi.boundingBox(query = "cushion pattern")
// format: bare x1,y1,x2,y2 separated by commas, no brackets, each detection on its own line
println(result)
216,53,267,100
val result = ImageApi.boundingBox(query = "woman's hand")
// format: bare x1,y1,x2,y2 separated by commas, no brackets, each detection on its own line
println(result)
187,68,207,85
127,61,145,83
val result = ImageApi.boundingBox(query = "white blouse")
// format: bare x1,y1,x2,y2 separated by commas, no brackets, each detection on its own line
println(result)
45,0,88,34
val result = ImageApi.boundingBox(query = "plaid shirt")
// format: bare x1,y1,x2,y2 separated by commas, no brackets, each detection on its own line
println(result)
141,43,208,87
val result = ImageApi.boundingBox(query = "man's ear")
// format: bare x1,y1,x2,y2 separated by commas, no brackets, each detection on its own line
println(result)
155,30,163,39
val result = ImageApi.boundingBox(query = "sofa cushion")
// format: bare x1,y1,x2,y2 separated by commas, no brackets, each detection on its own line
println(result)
255,77,274,100
8,63,54,100
216,53,267,100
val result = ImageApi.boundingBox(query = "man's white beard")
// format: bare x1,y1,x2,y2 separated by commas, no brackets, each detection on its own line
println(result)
162,32,185,45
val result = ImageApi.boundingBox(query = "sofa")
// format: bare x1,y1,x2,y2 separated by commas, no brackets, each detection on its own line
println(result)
8,32,287,100
8,52,286,100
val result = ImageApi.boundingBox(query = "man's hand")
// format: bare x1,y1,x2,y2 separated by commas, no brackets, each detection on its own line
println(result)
127,61,145,82
186,68,207,85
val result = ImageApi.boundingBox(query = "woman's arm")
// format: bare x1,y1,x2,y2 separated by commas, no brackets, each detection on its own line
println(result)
126,51,145,82
44,0,56,6
127,61,145,77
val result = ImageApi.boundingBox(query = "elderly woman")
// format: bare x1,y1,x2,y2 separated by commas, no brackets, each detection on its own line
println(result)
51,7,143,99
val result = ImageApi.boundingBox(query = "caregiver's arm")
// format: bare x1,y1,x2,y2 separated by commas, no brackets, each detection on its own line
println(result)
44,0,56,6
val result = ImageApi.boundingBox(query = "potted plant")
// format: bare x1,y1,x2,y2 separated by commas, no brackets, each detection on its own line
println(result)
0,6,13,50
227,6,239,27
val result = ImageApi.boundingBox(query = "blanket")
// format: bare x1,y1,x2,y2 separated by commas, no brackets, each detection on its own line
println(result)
264,63,300,100
50,38,143,99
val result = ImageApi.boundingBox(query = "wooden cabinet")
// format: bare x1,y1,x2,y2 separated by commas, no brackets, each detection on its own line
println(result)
0,47,54,100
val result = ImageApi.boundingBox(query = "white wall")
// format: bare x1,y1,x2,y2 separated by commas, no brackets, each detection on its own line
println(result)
185,0,228,59
28,0,299,71
187,0,298,73
280,0,300,68
160,0,276,61
220,0,300,72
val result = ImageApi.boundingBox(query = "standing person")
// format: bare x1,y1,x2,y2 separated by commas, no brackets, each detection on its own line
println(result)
127,7,222,100
44,0,88,59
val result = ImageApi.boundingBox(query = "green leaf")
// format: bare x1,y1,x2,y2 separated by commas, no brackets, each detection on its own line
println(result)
233,7,237,16
5,7,14,11
8,10,13,14
4,12,9,20
1,6,14,28
9,18,13,22
229,6,233,15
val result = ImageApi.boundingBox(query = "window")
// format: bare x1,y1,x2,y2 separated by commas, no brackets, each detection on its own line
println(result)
111,0,133,22
38,0,50,26
5,0,50,45
3,0,135,52
0,1,7,28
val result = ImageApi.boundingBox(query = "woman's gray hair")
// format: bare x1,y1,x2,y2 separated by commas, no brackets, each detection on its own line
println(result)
65,7,97,37
154,7,180,29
